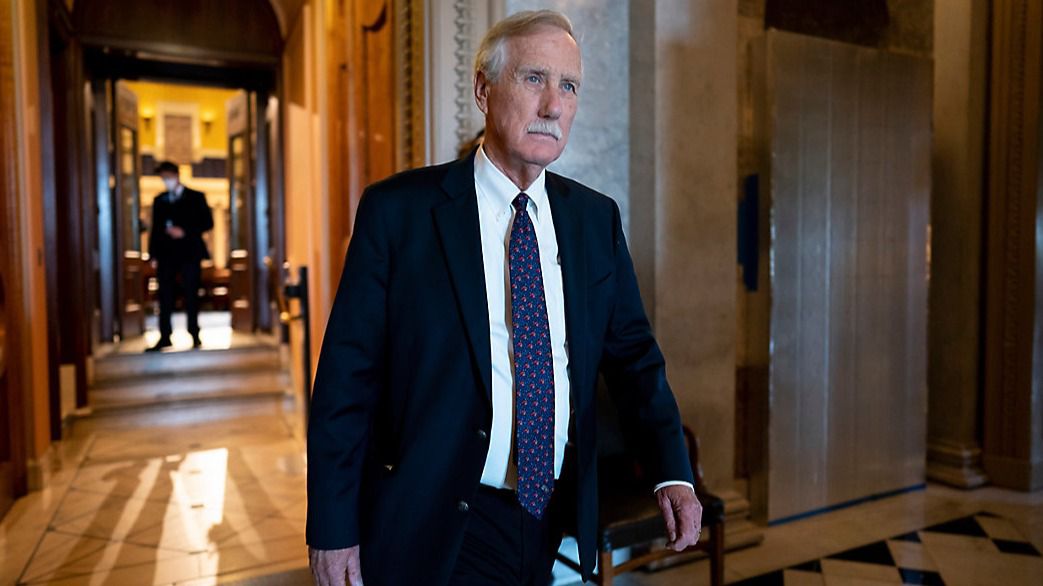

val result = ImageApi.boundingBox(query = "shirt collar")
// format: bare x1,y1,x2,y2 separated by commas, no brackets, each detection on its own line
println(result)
474,145,548,223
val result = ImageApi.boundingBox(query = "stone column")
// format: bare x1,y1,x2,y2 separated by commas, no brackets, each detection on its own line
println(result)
654,0,761,552
504,0,632,231
927,0,989,488
654,0,738,495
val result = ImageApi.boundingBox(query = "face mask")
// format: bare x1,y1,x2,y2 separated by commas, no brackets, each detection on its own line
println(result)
163,178,178,191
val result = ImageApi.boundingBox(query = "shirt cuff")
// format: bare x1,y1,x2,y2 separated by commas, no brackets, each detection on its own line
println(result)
653,480,695,494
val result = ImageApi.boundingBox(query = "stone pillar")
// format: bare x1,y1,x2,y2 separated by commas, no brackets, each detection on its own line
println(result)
927,0,989,488
654,0,760,552
504,0,632,232
982,0,1043,491
654,0,737,494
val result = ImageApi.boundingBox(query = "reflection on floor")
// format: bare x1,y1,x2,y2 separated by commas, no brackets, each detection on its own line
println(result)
1,397,309,586
114,312,276,354
2,384,1042,584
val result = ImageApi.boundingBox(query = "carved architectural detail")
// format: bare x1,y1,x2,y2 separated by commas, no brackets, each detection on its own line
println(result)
452,0,475,150
982,0,1043,490
395,0,426,170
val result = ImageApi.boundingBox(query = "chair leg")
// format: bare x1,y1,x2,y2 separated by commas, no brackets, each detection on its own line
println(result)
599,550,614,586
710,523,725,586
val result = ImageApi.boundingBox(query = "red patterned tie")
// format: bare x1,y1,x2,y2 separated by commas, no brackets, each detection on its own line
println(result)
509,193,555,519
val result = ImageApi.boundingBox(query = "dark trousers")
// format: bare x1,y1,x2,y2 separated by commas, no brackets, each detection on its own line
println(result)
449,482,571,586
156,258,202,340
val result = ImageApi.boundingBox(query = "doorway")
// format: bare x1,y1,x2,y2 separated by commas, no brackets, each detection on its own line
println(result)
55,0,288,419
88,78,281,356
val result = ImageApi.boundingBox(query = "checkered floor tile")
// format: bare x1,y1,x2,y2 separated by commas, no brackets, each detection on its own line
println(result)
732,512,1041,585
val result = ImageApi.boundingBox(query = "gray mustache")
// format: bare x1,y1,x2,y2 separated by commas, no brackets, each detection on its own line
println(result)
526,120,562,140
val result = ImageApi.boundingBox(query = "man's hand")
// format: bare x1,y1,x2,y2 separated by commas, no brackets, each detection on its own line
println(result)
166,225,185,239
309,545,363,586
656,485,703,552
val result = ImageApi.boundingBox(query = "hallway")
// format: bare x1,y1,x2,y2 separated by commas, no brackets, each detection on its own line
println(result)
0,395,308,585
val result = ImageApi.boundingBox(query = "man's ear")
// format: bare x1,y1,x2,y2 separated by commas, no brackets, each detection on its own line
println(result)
474,72,490,115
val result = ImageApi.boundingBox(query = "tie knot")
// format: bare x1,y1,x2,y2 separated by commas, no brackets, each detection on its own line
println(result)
512,193,529,212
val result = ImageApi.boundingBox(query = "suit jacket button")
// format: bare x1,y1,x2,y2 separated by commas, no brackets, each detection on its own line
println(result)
458,500,469,513
476,429,488,440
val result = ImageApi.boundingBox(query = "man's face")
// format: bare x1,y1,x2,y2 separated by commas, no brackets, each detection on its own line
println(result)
476,26,582,176
160,171,179,190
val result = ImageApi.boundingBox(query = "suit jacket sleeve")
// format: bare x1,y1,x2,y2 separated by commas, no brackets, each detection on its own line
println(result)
148,197,164,258
599,200,695,487
195,192,214,235
306,188,389,550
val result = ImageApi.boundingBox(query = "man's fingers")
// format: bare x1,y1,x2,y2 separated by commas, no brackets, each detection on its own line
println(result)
309,546,359,586
346,549,364,586
657,491,678,543
674,500,699,550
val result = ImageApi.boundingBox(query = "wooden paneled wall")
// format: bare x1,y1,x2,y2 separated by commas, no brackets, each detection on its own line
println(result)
1,0,30,512
324,0,423,301
73,0,282,64
753,31,931,522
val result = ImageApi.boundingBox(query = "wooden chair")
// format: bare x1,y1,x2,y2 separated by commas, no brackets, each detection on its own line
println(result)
555,426,726,585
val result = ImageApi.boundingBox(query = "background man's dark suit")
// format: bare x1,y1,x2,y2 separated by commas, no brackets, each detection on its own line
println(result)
307,152,694,584
147,187,213,343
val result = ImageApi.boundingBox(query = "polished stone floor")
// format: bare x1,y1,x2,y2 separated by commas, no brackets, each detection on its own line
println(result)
598,484,1043,586
111,312,279,355
0,397,308,586
2,390,1042,585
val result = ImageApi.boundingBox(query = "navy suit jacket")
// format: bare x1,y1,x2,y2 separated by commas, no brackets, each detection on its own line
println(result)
147,187,213,262
306,152,693,584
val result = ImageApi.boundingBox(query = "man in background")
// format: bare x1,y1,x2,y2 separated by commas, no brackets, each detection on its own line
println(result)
146,161,213,352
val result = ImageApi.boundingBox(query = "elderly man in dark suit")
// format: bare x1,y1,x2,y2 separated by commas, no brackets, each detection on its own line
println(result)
307,10,702,585
146,161,213,352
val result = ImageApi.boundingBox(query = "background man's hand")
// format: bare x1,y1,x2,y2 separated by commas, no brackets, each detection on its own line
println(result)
309,545,363,586
656,485,702,552
166,225,185,239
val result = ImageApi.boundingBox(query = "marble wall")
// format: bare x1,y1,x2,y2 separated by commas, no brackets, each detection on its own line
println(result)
652,0,739,490
504,0,632,233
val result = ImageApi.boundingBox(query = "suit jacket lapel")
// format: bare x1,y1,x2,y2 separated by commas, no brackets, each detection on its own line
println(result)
434,155,493,403
546,173,588,409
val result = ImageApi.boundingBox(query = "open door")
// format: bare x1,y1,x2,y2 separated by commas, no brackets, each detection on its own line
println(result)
114,82,144,339
227,92,254,332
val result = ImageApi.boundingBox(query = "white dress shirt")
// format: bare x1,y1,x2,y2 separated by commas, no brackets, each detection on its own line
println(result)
476,147,571,489
474,146,693,495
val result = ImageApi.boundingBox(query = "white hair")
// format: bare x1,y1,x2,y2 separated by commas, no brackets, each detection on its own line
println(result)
474,10,577,83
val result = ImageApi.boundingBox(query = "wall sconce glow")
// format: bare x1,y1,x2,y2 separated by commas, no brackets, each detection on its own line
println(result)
201,111,215,134
141,106,154,131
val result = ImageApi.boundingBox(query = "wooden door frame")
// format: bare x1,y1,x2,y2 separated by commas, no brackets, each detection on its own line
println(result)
41,0,92,410
81,44,281,342
113,81,143,340
91,77,117,344
0,0,30,509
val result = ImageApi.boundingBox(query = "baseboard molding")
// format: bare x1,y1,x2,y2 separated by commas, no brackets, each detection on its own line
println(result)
927,439,988,488
25,433,95,492
983,453,1043,491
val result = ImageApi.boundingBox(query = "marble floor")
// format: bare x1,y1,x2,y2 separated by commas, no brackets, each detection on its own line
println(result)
595,484,1043,586
0,397,309,586
110,312,279,355
2,389,1042,585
